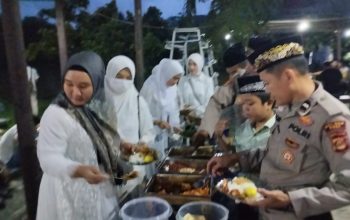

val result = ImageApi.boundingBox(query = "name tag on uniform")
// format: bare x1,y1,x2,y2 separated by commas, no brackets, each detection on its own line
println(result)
285,137,300,149
288,123,311,139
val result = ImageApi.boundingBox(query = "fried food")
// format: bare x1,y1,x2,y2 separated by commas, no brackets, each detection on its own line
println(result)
181,187,209,196
183,213,206,220
155,180,209,196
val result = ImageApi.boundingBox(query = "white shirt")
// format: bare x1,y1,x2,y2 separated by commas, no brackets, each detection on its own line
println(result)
178,73,214,118
36,105,118,220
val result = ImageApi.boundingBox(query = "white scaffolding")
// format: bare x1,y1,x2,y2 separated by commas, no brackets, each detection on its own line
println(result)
165,27,219,87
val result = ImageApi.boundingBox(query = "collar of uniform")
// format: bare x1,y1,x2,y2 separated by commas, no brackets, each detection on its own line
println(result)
251,114,276,134
284,81,320,117
265,114,276,128
307,81,324,104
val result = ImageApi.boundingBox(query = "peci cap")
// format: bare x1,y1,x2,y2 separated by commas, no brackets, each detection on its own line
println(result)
248,36,272,51
236,75,266,94
223,42,247,68
248,35,304,73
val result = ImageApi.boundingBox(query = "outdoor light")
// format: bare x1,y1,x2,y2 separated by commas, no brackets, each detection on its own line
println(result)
297,20,310,32
344,29,350,38
224,33,231,41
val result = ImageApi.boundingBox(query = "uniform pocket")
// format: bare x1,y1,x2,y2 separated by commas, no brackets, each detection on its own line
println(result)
277,133,307,173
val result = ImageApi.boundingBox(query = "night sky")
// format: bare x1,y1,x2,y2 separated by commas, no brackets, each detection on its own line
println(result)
19,0,211,18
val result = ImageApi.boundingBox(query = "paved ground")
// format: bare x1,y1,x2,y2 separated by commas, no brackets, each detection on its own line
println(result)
0,178,26,220
332,205,350,220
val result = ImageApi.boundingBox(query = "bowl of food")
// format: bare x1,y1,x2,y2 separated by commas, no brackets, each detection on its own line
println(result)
121,144,158,165
176,201,229,220
216,177,263,202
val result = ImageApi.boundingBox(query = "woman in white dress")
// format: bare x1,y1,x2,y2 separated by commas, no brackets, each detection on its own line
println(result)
178,53,214,118
104,55,155,189
104,55,154,146
140,59,184,157
36,51,120,220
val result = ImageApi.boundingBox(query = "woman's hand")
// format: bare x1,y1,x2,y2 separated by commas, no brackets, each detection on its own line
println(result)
120,141,134,155
154,120,171,129
72,165,109,184
173,127,182,134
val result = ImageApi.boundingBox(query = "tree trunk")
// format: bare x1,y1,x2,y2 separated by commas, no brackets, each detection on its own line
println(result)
1,0,41,219
55,0,68,75
134,0,144,90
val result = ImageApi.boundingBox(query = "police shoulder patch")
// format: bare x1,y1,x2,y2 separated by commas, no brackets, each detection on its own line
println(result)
324,121,349,152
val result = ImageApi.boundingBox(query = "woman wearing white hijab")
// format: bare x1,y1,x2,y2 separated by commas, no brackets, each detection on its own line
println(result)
140,59,184,156
178,53,214,118
104,55,154,146
104,55,155,193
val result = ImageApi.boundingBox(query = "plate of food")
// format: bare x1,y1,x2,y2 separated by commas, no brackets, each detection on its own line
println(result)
120,144,158,165
216,177,263,202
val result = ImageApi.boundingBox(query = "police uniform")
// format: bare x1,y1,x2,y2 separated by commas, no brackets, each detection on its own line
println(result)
198,43,247,137
238,36,350,220
199,84,235,136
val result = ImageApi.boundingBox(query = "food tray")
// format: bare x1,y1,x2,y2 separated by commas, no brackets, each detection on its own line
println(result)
145,174,212,205
167,145,215,159
158,158,207,175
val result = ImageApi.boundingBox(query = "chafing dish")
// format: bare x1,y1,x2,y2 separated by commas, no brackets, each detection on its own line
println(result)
145,174,212,205
158,158,207,175
167,145,215,159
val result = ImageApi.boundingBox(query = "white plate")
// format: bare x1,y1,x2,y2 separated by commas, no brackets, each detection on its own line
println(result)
216,178,264,203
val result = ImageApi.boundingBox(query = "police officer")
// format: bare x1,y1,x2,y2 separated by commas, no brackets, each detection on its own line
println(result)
207,36,350,220
193,37,272,147
193,43,250,146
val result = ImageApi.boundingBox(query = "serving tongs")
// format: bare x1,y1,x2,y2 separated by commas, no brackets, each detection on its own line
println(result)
193,174,213,188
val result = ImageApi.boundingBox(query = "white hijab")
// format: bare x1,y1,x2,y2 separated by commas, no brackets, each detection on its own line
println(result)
185,53,208,105
104,55,142,142
187,53,204,76
178,53,214,117
140,59,184,125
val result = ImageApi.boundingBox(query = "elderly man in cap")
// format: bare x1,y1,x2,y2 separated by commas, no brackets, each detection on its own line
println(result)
192,43,252,146
207,36,350,220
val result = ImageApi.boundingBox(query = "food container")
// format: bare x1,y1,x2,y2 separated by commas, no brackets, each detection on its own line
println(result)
120,196,172,220
158,158,207,175
167,146,215,159
176,201,229,220
145,174,212,206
